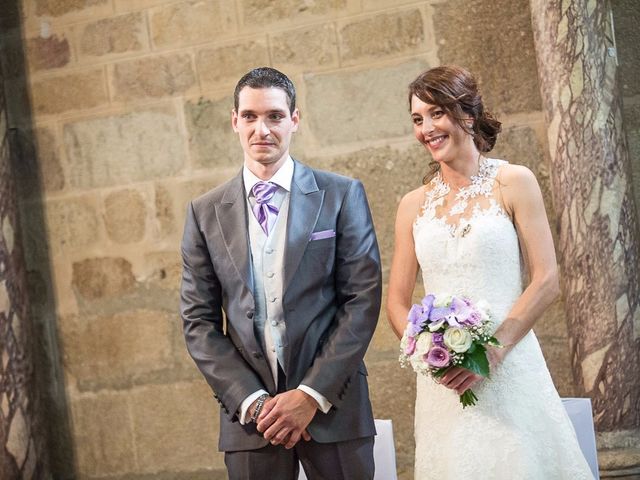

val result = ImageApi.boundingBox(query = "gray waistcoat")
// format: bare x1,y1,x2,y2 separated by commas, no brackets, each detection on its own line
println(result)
247,192,290,383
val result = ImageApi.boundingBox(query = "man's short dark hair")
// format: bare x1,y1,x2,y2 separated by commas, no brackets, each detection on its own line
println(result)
234,67,296,114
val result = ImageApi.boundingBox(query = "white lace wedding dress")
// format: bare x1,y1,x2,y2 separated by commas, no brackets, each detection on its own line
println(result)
412,158,594,479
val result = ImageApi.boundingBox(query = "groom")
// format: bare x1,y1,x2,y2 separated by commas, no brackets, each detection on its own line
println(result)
180,67,382,479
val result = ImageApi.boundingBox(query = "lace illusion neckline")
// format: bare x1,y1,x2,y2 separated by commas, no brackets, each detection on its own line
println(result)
428,157,496,216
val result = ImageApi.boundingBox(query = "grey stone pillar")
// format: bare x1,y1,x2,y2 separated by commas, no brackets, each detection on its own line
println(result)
0,44,47,479
530,0,640,473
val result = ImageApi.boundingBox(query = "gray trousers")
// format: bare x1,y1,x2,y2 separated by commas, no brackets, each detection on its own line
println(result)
224,435,375,480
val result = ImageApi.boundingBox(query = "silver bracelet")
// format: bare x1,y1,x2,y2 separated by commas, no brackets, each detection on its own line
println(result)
250,394,269,423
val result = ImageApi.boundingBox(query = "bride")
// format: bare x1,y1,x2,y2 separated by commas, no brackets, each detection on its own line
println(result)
386,65,595,479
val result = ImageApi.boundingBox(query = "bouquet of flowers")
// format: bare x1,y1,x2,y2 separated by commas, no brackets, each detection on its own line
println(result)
399,293,500,408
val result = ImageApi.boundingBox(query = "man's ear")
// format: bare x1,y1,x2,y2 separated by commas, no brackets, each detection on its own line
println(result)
231,109,239,132
291,108,300,132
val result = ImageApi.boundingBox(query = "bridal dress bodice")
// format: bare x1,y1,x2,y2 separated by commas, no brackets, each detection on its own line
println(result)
411,158,594,480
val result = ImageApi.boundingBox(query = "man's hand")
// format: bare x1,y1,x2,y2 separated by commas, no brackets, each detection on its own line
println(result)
256,390,316,449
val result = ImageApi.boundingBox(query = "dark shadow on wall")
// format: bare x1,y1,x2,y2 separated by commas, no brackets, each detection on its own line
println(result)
0,1,76,478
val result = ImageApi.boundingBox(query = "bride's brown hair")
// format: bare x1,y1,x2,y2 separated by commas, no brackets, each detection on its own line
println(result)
408,65,502,183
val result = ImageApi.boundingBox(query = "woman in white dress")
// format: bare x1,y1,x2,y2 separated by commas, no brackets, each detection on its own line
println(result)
386,65,595,479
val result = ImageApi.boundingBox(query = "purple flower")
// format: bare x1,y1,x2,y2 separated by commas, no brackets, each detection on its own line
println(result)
405,336,417,355
463,310,482,326
407,304,425,336
432,332,444,347
450,297,473,324
426,346,451,368
421,294,435,316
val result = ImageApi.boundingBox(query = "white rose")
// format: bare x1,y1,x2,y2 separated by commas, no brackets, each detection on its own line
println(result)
443,327,473,353
415,332,433,356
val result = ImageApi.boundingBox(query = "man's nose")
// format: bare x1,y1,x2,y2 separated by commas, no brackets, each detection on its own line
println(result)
256,119,270,136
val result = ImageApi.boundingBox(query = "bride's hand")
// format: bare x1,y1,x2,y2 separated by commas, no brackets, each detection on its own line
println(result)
440,367,482,396
441,345,512,395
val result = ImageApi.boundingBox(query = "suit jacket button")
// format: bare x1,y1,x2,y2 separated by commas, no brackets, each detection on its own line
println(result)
253,351,262,359
247,311,254,319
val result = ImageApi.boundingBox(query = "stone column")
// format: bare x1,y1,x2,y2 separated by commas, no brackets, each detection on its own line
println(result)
530,0,640,449
0,47,47,479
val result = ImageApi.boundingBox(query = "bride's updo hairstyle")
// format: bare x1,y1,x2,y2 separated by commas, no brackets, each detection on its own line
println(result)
408,65,502,182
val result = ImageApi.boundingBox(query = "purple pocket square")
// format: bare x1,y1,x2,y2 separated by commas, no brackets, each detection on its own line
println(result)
309,229,336,241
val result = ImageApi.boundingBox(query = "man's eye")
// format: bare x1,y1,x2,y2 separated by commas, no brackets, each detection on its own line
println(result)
270,114,284,120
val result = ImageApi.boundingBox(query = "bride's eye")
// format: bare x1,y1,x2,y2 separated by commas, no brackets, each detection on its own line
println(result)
412,116,423,125
432,110,444,119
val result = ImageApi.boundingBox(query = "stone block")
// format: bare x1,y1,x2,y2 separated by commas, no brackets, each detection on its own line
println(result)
114,0,173,12
362,0,420,10
304,60,427,146
31,68,108,115
76,12,148,60
184,96,242,169
154,183,176,237
613,0,640,97
104,188,147,243
26,34,71,71
144,251,182,290
365,357,416,477
149,0,236,49
537,335,576,397
271,23,338,71
71,257,136,300
197,39,269,91
433,0,542,114
44,195,100,254
533,297,569,338
63,107,187,189
339,9,425,65
112,53,197,101
70,392,136,477
321,143,428,273
239,0,352,28
61,309,173,391
31,0,111,18
130,381,223,472
34,128,64,193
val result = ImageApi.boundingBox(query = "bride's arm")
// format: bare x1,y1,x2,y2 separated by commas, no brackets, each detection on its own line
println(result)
492,164,561,362
387,189,422,339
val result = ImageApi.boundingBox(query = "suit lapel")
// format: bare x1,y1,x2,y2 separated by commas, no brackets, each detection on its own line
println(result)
284,161,324,291
215,172,253,296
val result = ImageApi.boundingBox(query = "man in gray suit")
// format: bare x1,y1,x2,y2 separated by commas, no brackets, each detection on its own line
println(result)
180,67,381,480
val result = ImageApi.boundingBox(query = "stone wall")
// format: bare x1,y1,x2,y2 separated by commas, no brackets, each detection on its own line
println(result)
1,0,580,478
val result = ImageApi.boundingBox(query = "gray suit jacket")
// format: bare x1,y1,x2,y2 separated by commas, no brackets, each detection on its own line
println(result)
180,160,382,451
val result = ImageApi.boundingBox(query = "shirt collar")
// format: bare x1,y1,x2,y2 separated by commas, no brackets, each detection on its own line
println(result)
243,156,294,197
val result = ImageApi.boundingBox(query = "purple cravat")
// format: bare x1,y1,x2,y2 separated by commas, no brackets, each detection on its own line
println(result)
251,181,279,236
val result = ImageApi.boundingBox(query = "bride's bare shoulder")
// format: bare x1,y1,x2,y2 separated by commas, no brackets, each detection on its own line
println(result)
396,185,427,224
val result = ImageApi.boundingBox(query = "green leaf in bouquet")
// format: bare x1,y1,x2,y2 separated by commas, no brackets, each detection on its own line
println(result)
466,342,477,354
487,336,502,347
431,368,447,379
461,344,490,377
